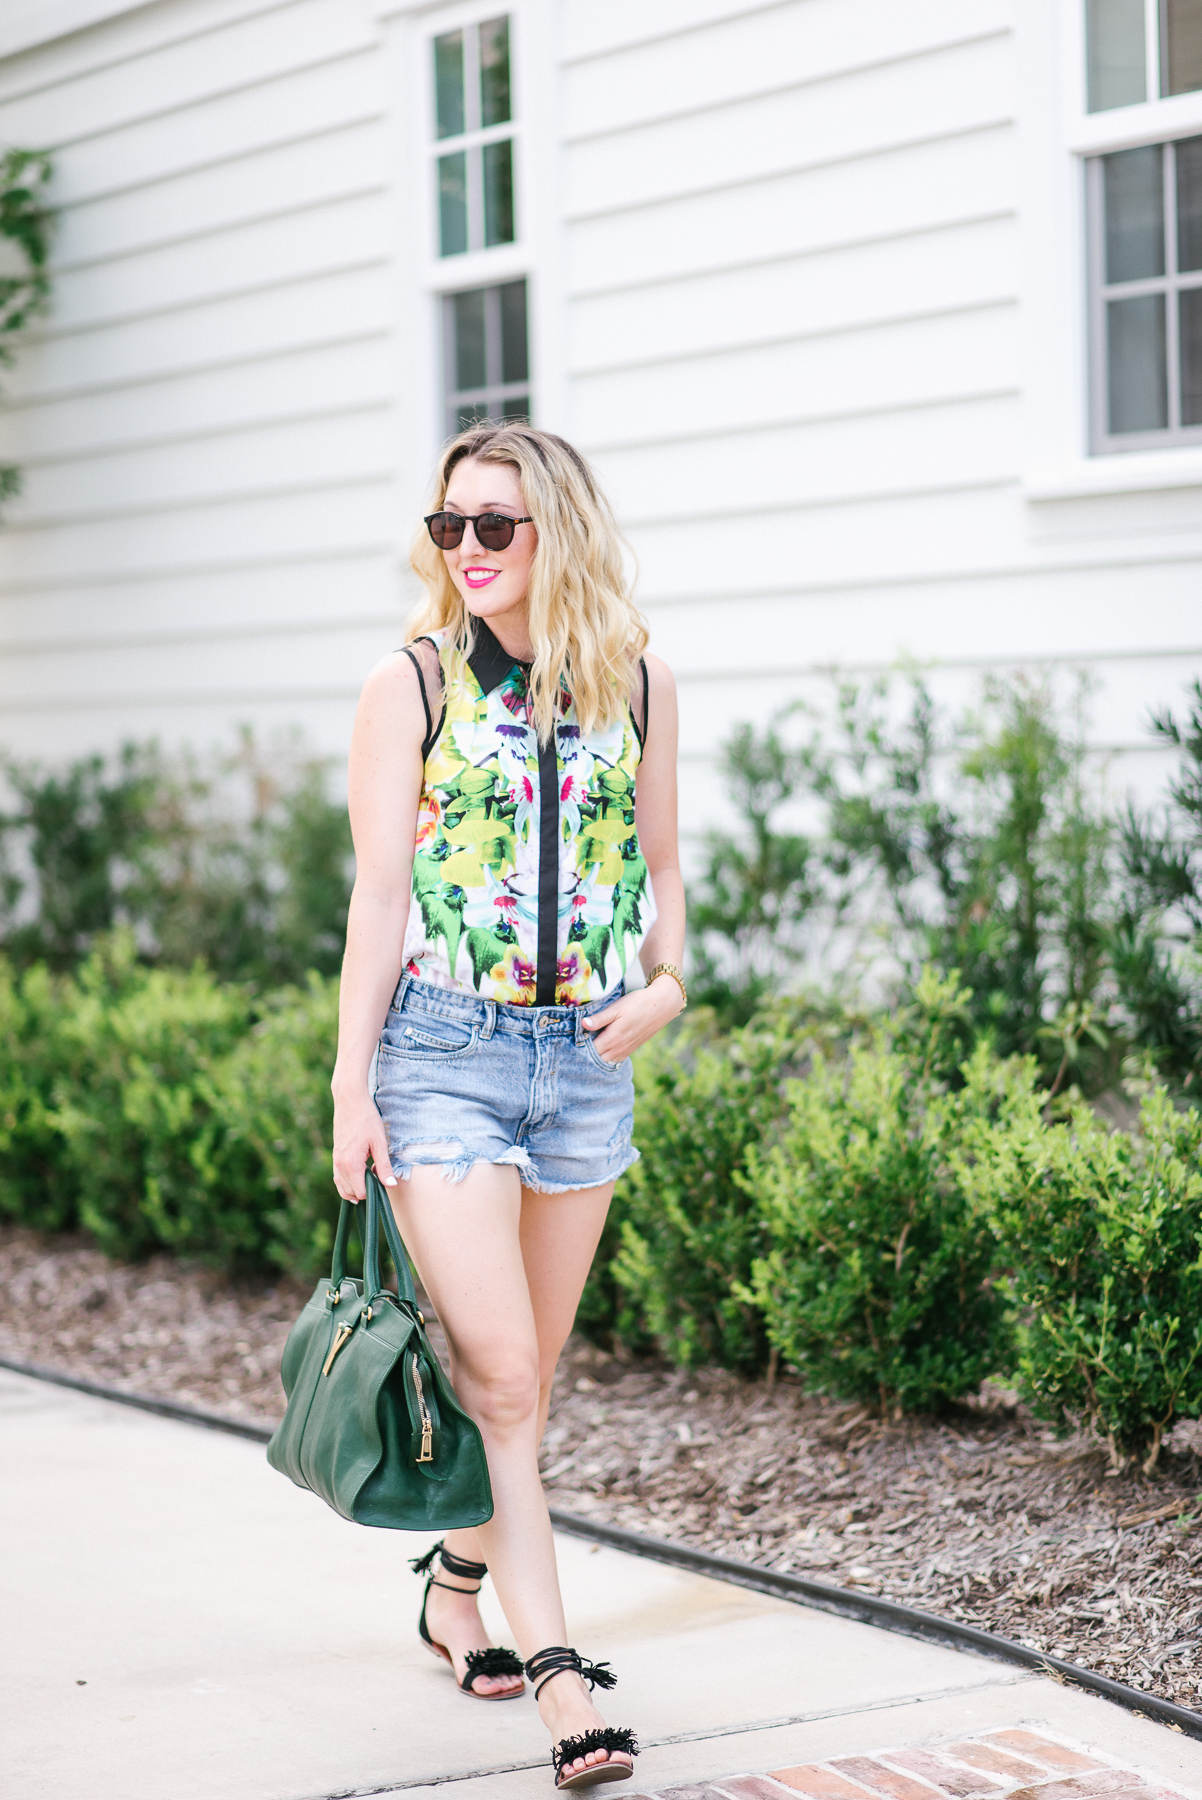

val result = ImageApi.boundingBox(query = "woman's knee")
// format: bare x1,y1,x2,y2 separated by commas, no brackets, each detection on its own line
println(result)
460,1357,541,1431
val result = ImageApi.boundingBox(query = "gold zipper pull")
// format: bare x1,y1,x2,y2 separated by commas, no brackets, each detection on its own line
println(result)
322,1322,354,1376
411,1358,435,1463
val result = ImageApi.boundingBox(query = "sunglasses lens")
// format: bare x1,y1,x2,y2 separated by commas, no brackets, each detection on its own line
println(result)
475,513,516,551
428,512,464,549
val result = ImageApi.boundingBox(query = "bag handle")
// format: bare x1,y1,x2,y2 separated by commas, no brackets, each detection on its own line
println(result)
363,1167,419,1309
329,1196,356,1288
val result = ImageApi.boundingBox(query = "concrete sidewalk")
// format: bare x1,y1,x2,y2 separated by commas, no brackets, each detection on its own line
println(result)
2,1368,1199,1800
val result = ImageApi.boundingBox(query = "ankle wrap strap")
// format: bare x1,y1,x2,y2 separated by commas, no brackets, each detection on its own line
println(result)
409,1540,489,1582
524,1645,617,1702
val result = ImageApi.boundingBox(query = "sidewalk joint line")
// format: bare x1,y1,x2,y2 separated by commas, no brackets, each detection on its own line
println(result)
307,1671,1041,1797
4,1358,1201,1747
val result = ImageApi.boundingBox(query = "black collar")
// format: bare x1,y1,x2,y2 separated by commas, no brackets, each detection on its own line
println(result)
467,618,529,695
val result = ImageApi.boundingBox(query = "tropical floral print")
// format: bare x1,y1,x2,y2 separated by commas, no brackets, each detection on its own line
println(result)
401,633,654,1006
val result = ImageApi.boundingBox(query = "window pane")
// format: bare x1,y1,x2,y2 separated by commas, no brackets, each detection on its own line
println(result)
453,289,488,391
438,153,468,257
500,280,528,383
1182,288,1202,423
479,17,512,128
483,140,515,246
1164,0,1202,96
501,394,530,421
1104,145,1165,281
434,31,465,139
1108,292,1168,430
1086,0,1147,110
1178,134,1202,269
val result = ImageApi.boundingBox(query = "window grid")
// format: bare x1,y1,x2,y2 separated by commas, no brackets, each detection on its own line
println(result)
432,16,516,258
443,280,530,438
1086,0,1202,111
1088,135,1202,448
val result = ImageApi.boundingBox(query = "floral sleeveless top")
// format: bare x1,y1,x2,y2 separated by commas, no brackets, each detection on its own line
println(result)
399,623,655,1006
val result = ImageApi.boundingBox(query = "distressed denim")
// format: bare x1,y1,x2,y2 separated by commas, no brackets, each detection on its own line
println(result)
373,975,638,1194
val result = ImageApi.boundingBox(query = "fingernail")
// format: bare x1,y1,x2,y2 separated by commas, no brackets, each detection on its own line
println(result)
385,1177,398,1186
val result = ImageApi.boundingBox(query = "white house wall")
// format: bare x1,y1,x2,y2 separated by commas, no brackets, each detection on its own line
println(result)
0,0,1199,846
0,0,399,765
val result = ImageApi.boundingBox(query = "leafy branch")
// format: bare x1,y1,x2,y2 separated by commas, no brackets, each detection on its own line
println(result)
0,147,54,509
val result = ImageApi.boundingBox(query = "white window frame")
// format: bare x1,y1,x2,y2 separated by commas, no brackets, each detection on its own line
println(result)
375,0,565,527
1086,137,1202,450
442,278,532,436
431,14,518,258
1017,0,1202,496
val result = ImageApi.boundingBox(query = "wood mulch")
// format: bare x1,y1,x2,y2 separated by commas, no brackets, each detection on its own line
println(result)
3,1226,1201,1714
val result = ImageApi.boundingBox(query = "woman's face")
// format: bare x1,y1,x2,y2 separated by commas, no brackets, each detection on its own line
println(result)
440,457,537,632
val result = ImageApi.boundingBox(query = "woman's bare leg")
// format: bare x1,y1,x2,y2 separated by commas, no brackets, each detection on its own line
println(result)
394,1168,627,1771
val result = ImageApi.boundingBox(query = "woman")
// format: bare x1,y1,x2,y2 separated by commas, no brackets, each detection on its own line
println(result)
331,423,686,1791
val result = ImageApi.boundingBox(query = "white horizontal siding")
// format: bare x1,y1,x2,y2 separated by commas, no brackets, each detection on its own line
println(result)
0,481,393,589
564,36,1013,219
599,400,1020,528
0,336,392,462
8,406,393,522
0,0,395,768
41,190,389,336
560,0,1012,133
0,554,398,654
0,0,374,142
38,43,380,205
566,128,1015,295
574,307,1018,449
5,265,390,401
568,218,1016,370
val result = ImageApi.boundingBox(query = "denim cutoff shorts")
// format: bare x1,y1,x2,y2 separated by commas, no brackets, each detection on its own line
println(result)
373,975,639,1194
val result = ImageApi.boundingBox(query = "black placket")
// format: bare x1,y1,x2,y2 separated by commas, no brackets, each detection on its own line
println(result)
535,725,559,1006
467,621,561,1009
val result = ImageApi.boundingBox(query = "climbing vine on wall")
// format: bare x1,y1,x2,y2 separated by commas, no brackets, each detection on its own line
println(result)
0,148,54,510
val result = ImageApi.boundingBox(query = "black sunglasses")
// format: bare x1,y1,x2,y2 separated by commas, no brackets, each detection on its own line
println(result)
425,510,533,551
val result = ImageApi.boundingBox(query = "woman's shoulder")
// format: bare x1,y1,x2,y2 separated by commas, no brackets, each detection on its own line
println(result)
638,651,676,709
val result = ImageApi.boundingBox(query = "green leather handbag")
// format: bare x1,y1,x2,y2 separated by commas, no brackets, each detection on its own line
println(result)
267,1170,494,1531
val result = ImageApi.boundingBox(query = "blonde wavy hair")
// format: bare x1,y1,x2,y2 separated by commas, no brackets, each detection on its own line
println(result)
406,423,648,744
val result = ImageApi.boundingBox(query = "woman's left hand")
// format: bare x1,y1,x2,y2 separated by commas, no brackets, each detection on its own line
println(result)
581,976,684,1063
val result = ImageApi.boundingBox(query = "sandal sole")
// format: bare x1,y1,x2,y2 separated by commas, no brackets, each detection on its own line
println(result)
422,1638,525,1700
555,1762,635,1791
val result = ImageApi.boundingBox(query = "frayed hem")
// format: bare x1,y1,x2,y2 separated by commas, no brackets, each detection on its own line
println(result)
522,1146,640,1195
397,1143,539,1186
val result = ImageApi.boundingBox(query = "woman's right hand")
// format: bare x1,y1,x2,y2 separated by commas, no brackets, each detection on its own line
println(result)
332,1089,398,1201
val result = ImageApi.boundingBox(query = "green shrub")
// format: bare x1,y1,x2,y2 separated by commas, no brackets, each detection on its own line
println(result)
968,1080,1202,1469
0,957,75,1228
0,734,352,984
51,937,257,1263
589,1008,803,1372
202,973,340,1278
744,972,1018,1416
1112,678,1202,1088
690,675,1116,1088
0,937,342,1277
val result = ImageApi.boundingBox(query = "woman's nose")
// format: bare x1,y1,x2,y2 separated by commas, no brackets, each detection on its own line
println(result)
459,518,483,554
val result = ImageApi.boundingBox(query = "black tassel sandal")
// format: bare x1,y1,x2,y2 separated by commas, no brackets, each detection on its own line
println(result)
525,1646,638,1790
409,1541,525,1700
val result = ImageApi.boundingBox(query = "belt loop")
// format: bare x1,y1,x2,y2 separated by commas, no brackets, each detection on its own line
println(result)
394,972,412,1011
480,1000,497,1041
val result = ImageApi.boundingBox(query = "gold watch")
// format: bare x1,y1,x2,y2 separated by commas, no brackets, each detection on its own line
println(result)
646,963,687,1007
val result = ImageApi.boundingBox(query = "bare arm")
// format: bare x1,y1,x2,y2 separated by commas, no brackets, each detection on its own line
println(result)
331,652,427,1200
583,653,686,1061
